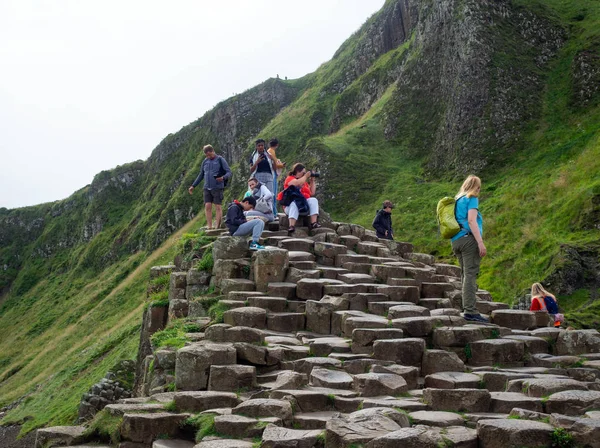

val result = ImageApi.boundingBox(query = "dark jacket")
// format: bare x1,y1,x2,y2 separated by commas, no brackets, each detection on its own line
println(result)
280,185,309,215
192,155,232,190
373,209,393,240
225,202,246,234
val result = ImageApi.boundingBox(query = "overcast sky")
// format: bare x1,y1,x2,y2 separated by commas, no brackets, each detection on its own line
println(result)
0,0,385,209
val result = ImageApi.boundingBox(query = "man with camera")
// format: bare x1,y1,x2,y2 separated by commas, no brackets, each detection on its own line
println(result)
277,163,321,235
188,144,232,230
249,139,275,195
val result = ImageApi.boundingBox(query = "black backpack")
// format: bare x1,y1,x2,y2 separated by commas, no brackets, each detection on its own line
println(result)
216,156,230,188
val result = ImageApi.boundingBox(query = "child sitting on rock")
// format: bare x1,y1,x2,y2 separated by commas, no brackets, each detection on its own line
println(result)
225,196,266,250
530,282,563,327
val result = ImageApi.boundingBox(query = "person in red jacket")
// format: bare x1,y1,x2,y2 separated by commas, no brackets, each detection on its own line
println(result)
276,163,321,235
530,282,562,327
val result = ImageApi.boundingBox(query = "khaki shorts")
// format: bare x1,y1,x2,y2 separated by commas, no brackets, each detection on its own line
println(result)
203,188,224,205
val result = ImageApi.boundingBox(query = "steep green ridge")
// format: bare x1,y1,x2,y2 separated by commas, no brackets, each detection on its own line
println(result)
1,0,600,435
0,217,201,433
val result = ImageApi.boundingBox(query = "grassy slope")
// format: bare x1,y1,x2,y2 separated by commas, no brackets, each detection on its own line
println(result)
267,0,600,316
0,214,205,433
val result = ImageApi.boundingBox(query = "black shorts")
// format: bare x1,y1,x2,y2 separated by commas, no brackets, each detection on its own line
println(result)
203,188,224,205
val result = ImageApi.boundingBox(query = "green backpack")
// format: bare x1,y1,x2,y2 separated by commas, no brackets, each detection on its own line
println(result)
437,197,461,239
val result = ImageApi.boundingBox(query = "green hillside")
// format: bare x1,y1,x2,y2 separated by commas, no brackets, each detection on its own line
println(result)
1,0,600,436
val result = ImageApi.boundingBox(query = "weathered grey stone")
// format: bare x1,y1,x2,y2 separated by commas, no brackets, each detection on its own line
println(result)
213,236,250,261
153,440,195,448
120,413,188,444
223,307,266,328
554,329,600,356
173,391,240,412
570,418,600,448
544,390,600,415
232,399,293,425
469,339,525,367
310,368,354,389
519,378,588,397
352,328,404,347
365,427,441,448
175,342,237,390
354,373,408,397
208,365,257,392
490,310,537,330
261,424,324,448
373,338,426,367
371,364,419,390
326,408,409,447
35,426,85,448
252,248,289,292
477,418,553,448
421,350,465,376
195,440,253,448
387,305,430,319
490,392,544,413
432,326,485,347
409,411,465,427
423,388,491,412
270,371,307,391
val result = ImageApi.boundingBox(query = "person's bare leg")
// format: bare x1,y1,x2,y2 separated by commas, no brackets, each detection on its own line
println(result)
205,203,213,229
310,214,317,224
289,218,297,227
215,204,223,228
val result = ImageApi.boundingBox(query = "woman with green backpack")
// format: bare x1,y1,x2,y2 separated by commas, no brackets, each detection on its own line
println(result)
451,175,488,323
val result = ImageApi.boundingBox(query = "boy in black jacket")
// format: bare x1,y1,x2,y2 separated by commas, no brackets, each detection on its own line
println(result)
373,200,394,240
225,197,266,250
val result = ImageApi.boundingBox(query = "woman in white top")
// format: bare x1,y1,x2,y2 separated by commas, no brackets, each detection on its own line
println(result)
243,177,274,222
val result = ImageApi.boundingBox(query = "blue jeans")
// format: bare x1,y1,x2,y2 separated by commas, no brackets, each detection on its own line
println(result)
233,220,264,241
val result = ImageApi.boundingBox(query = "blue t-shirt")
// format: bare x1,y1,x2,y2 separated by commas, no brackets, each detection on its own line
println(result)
451,195,483,241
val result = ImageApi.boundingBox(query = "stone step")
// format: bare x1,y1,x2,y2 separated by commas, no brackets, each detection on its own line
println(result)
341,261,373,274
121,413,190,445
261,424,325,447
420,282,455,298
223,307,267,329
418,298,453,310
247,296,288,312
317,266,349,279
288,251,316,262
307,336,351,357
279,238,315,252
220,278,256,295
293,411,340,429
228,291,266,302
267,312,306,332
267,282,297,299
289,260,317,269
476,300,510,315
35,426,86,448
491,310,538,330
368,301,418,316
213,414,278,439
337,272,376,284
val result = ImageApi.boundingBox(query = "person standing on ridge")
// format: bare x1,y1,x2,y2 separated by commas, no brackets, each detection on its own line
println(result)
249,139,275,196
267,138,285,215
372,200,394,240
188,144,232,230
451,175,488,323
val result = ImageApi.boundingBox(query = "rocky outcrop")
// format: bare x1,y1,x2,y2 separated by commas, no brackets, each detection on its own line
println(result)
49,215,600,447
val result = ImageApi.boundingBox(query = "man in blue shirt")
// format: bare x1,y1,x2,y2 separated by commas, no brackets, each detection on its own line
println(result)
188,145,232,230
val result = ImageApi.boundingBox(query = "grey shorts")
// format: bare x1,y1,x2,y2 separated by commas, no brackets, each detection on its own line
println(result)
203,188,224,205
